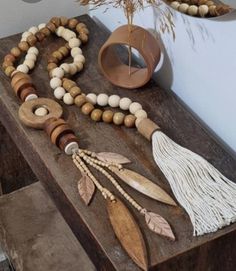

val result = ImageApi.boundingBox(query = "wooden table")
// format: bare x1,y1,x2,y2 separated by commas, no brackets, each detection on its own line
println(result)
0,15,235,271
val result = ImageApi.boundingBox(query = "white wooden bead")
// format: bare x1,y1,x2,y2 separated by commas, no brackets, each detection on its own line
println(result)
28,47,39,56
22,31,31,39
24,59,35,69
69,63,78,75
135,117,146,128
71,47,82,57
54,87,66,100
63,93,74,105
50,78,62,89
26,53,37,61
86,93,97,105
38,23,46,30
74,54,85,64
188,5,198,16
52,67,64,78
97,93,109,106
129,102,142,114
63,30,76,41
170,1,180,10
25,94,38,101
199,5,209,17
56,26,65,37
179,3,189,13
74,62,83,72
119,97,132,111
34,107,48,117
64,142,79,155
108,95,120,107
69,38,81,48
28,26,39,35
21,37,27,42
60,63,70,74
135,109,147,119
17,64,29,74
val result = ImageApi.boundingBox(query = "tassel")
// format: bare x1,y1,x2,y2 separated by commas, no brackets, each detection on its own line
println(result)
137,118,236,236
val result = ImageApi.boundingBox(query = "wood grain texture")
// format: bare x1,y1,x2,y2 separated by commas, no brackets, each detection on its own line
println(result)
0,15,235,270
78,174,96,205
107,198,148,270
0,182,95,271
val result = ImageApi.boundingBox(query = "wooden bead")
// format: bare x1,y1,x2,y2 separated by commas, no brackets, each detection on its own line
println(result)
52,67,64,78
209,5,217,16
102,110,114,123
113,112,125,125
52,51,63,61
74,95,87,107
35,31,45,42
108,95,120,107
79,33,88,43
60,16,69,26
44,118,66,137
28,26,38,35
69,63,78,75
199,5,209,17
40,27,51,36
48,55,58,64
38,23,46,30
69,86,81,98
50,78,62,89
46,22,56,33
16,64,29,74
76,23,87,32
4,54,16,63
71,47,82,57
91,109,103,122
26,53,37,61
86,93,97,105
50,124,73,146
2,61,13,70
20,87,36,101
69,38,81,48
50,17,60,27
63,93,74,105
68,18,79,29
47,63,57,71
97,93,108,106
170,1,180,10
62,79,76,91
119,97,132,111
54,87,65,100
124,115,136,128
135,109,147,119
60,63,70,73
129,102,142,114
58,46,69,57
28,47,39,55
34,107,48,117
10,47,21,58
179,3,189,13
5,66,15,77
81,102,94,115
18,41,29,52
11,72,30,88
188,5,198,16
74,54,85,64
79,28,89,35
74,62,83,72
58,133,78,152
27,34,37,46
13,78,34,97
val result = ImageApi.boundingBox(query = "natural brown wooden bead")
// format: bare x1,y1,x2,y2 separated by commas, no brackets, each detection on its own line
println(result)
113,112,125,125
79,33,89,43
62,79,76,91
58,133,78,151
4,54,16,63
50,17,61,27
58,46,69,57
35,31,45,42
40,27,51,36
27,34,37,46
60,16,69,26
79,28,89,35
124,115,136,128
50,124,73,147
65,43,71,50
10,47,21,58
91,109,103,122
48,55,58,64
4,66,15,77
74,95,87,107
76,23,87,32
52,51,63,61
14,78,34,98
44,118,66,137
18,41,29,52
20,86,36,101
11,72,30,88
47,63,57,72
102,110,114,123
68,18,79,29
46,22,56,33
69,86,81,98
81,102,94,115
2,61,13,70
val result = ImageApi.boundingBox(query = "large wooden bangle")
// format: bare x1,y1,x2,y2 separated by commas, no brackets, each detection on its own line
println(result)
98,25,161,89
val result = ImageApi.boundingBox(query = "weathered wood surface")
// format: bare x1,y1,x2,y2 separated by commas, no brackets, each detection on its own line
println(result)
0,182,95,271
0,15,235,270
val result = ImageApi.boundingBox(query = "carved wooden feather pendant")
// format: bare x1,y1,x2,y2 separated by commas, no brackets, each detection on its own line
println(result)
96,152,131,164
111,167,177,206
107,198,148,271
78,174,96,205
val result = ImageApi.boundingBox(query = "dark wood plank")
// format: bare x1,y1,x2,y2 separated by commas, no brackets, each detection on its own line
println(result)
0,15,235,270
0,182,95,271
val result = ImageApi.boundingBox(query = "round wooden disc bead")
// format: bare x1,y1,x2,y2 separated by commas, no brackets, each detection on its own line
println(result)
79,33,88,44
124,115,136,128
60,16,69,26
62,79,76,91
74,95,87,107
11,72,31,88
40,27,51,37
19,98,63,129
68,18,79,29
18,41,29,52
102,110,114,123
27,34,37,46
91,109,103,122
48,55,58,64
69,86,81,98
52,51,63,61
20,86,36,101
50,17,60,27
4,54,16,63
44,118,66,137
13,78,34,97
10,47,21,58
76,23,87,32
58,46,69,57
58,133,78,152
4,66,15,77
47,63,57,72
46,22,56,33
113,112,125,125
81,102,94,115
35,31,45,42
50,124,73,147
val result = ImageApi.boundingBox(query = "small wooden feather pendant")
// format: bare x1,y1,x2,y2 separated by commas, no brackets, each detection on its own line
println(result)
111,167,177,206
78,174,95,205
107,198,148,271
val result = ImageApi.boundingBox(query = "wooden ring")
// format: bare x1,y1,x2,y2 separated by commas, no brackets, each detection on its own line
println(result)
18,98,63,129
50,124,73,147
98,25,161,89
58,133,78,151
44,118,66,137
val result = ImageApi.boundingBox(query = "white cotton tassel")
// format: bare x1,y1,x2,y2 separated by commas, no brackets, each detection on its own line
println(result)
152,130,236,236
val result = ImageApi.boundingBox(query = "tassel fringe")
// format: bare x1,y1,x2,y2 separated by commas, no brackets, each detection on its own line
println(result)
152,131,236,236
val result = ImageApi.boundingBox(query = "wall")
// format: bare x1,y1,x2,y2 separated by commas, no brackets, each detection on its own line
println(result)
91,4,236,155
0,0,87,38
